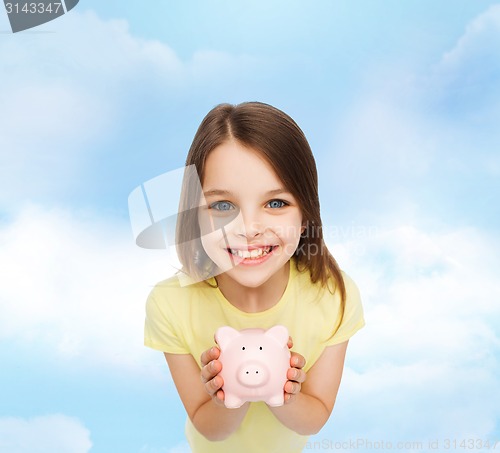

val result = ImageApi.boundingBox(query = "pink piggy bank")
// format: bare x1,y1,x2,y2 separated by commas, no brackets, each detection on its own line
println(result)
214,325,291,409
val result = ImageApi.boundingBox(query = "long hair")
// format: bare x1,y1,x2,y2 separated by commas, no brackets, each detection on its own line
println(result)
176,102,346,309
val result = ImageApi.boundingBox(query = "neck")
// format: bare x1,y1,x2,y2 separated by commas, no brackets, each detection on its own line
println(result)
216,261,290,313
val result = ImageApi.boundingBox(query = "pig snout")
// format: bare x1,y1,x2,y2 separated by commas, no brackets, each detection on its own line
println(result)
236,361,270,387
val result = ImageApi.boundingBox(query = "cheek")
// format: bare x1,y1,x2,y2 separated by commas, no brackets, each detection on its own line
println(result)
198,210,242,237
200,229,226,253
279,213,303,235
269,215,303,246
198,210,216,237
199,229,236,274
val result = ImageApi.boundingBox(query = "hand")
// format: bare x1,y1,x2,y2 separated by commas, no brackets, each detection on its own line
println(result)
284,336,306,404
200,346,225,406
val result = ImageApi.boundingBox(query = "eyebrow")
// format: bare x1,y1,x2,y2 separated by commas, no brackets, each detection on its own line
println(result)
203,188,290,197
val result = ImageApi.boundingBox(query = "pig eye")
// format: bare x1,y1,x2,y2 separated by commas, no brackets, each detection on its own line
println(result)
242,347,245,350
259,346,263,350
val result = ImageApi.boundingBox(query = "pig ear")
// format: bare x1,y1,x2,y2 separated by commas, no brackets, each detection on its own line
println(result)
215,326,241,349
265,325,289,347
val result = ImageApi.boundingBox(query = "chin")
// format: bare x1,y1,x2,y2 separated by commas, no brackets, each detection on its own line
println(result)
226,261,287,288
226,272,272,289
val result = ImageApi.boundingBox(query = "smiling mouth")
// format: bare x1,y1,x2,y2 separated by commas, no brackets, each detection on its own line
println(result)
227,246,277,259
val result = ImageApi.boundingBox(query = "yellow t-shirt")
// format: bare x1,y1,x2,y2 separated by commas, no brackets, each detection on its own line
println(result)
144,260,365,453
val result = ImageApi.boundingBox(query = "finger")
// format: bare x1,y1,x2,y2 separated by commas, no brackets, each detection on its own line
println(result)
201,346,220,367
287,336,293,349
290,352,306,369
287,367,306,383
284,380,300,395
200,346,220,367
200,359,222,384
205,375,224,397
215,389,225,402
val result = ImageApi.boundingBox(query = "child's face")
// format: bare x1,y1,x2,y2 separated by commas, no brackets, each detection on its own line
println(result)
198,139,304,289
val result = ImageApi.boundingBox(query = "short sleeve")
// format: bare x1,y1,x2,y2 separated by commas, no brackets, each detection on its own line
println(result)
325,273,365,346
144,286,190,354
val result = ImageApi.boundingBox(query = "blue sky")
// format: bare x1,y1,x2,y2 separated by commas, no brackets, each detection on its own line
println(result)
0,1,499,452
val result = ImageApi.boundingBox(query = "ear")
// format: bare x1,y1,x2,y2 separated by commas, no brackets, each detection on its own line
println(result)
215,326,241,349
264,325,289,347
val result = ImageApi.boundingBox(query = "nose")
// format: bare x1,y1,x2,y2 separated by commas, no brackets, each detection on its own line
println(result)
234,209,264,239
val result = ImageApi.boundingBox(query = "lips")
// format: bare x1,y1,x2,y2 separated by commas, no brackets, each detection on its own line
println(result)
227,245,277,259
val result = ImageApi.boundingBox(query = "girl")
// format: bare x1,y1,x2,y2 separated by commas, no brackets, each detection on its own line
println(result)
144,102,365,452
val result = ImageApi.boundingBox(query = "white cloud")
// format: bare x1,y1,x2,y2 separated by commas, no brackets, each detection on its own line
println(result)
326,96,431,185
0,414,92,453
439,4,500,82
169,442,192,453
188,49,258,82
0,203,177,374
0,9,261,210
5,203,497,445
0,81,112,205
2,198,498,448
320,224,500,444
287,5,500,441
324,4,500,226
1,7,499,447
139,441,191,453
427,4,500,128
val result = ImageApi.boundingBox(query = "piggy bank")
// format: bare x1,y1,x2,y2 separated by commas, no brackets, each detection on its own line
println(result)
214,325,291,409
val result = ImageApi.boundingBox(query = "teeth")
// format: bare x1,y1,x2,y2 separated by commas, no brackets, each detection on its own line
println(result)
230,246,273,259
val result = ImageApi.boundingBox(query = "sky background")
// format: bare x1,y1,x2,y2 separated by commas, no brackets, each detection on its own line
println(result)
0,1,499,452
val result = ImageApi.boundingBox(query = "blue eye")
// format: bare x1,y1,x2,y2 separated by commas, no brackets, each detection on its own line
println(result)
267,199,287,209
210,201,234,211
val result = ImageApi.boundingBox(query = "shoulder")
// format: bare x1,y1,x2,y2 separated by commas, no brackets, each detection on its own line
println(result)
144,274,204,353
314,269,364,335
291,260,359,297
330,270,365,343
146,273,214,318
292,264,360,305
148,273,211,299
340,271,361,300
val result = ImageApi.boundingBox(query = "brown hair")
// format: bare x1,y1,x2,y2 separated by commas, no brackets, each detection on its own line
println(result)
176,102,346,309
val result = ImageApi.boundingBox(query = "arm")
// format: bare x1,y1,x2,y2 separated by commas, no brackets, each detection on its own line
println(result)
268,340,349,435
164,350,250,441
